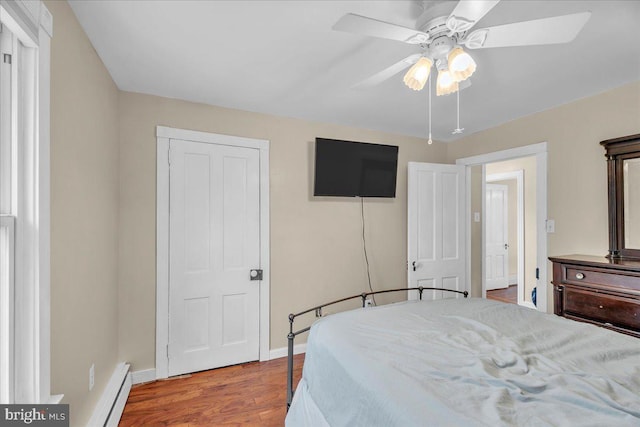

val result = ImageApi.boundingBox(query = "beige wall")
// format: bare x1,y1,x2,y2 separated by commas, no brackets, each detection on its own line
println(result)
117,92,448,369
469,165,482,297
487,157,537,303
448,81,640,311
47,1,120,425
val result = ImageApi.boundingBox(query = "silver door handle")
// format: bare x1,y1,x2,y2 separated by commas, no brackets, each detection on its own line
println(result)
250,269,263,281
504,243,509,250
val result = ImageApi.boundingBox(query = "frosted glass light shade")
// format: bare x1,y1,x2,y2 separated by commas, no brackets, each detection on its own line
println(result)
403,57,433,91
436,69,458,96
448,47,476,83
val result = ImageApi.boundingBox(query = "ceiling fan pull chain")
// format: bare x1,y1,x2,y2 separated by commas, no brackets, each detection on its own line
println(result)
427,76,433,145
453,88,464,135
457,89,459,129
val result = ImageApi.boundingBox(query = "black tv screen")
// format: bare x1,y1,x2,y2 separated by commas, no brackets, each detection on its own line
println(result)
313,138,398,198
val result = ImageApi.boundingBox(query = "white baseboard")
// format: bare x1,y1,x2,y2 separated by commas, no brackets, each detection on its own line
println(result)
47,394,64,404
269,343,306,360
509,275,517,285
131,368,156,385
106,373,131,427
87,362,130,427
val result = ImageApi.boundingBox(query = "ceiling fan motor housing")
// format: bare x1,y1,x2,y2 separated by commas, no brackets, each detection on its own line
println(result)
417,15,464,63
428,35,455,60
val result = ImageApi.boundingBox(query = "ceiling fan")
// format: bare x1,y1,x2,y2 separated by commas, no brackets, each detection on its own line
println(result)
333,0,591,96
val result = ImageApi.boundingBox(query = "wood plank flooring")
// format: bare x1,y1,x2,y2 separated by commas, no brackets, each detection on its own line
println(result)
486,284,518,304
119,354,304,426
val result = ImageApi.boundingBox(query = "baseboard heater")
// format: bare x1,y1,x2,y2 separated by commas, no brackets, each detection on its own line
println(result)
88,362,132,426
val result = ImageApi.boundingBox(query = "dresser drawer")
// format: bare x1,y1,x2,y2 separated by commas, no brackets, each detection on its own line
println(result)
565,267,640,293
563,286,640,331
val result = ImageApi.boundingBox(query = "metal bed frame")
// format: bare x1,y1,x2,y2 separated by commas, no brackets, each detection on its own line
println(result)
286,287,469,410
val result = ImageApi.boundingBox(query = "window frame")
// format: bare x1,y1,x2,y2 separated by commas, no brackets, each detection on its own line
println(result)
0,0,55,404
0,215,15,403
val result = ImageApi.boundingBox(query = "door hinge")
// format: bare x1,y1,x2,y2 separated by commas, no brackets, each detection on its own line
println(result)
166,344,169,360
3,54,11,64
167,147,171,165
535,267,540,280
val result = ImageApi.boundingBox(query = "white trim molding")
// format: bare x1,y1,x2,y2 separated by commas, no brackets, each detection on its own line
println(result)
131,369,156,385
0,216,15,403
155,126,271,379
269,343,306,361
456,142,548,313
456,142,547,166
87,363,131,427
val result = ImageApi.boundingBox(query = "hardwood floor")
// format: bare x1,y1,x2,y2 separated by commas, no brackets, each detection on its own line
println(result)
120,354,304,426
486,284,518,304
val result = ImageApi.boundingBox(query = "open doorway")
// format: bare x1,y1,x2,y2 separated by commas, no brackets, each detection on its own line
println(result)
456,143,548,312
485,162,536,309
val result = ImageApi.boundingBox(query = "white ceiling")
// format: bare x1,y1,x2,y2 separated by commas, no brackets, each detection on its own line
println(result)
68,0,640,142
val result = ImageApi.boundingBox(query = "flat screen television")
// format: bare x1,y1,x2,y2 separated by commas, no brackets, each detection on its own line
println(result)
313,138,399,198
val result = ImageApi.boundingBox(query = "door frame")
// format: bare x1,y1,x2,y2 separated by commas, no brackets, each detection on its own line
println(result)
486,171,528,307
456,142,548,313
155,126,270,379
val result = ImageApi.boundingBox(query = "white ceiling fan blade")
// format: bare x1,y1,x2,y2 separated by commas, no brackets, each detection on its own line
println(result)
333,14,429,44
464,12,592,49
352,54,421,89
446,0,501,33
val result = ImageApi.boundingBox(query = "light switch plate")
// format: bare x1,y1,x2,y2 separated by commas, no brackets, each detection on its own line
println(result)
546,219,555,233
89,363,95,391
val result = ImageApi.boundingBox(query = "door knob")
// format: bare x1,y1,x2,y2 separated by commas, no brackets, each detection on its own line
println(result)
504,243,509,250
250,269,263,281
412,261,417,271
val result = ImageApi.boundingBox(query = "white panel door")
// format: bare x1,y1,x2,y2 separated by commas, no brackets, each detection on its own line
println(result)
408,162,466,300
486,184,509,290
169,139,260,376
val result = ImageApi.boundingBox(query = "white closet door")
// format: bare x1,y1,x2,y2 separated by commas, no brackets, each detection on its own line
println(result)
408,162,467,300
486,183,509,290
169,139,260,376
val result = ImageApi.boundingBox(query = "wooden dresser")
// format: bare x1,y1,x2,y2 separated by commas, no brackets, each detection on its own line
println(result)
550,255,640,338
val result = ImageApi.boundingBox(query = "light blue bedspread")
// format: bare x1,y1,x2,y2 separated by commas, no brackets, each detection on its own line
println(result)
286,298,640,426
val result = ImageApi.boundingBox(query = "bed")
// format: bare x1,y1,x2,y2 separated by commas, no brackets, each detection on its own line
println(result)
285,291,640,426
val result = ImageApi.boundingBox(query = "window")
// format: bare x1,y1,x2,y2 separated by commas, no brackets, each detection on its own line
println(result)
0,216,14,403
0,0,54,404
0,23,16,404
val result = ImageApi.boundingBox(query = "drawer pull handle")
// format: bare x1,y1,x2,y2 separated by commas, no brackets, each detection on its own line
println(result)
599,305,604,309
575,272,584,280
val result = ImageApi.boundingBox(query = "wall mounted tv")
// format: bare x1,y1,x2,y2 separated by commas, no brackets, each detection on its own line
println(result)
313,138,399,198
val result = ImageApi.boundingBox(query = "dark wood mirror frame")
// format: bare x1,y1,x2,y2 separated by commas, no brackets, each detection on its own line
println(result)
601,133,640,260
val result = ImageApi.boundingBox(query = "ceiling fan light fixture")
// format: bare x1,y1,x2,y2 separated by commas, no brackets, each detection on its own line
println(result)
403,57,433,91
436,68,458,96
448,47,476,82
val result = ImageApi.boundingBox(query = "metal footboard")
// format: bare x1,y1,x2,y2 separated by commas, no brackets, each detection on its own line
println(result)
286,287,469,410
